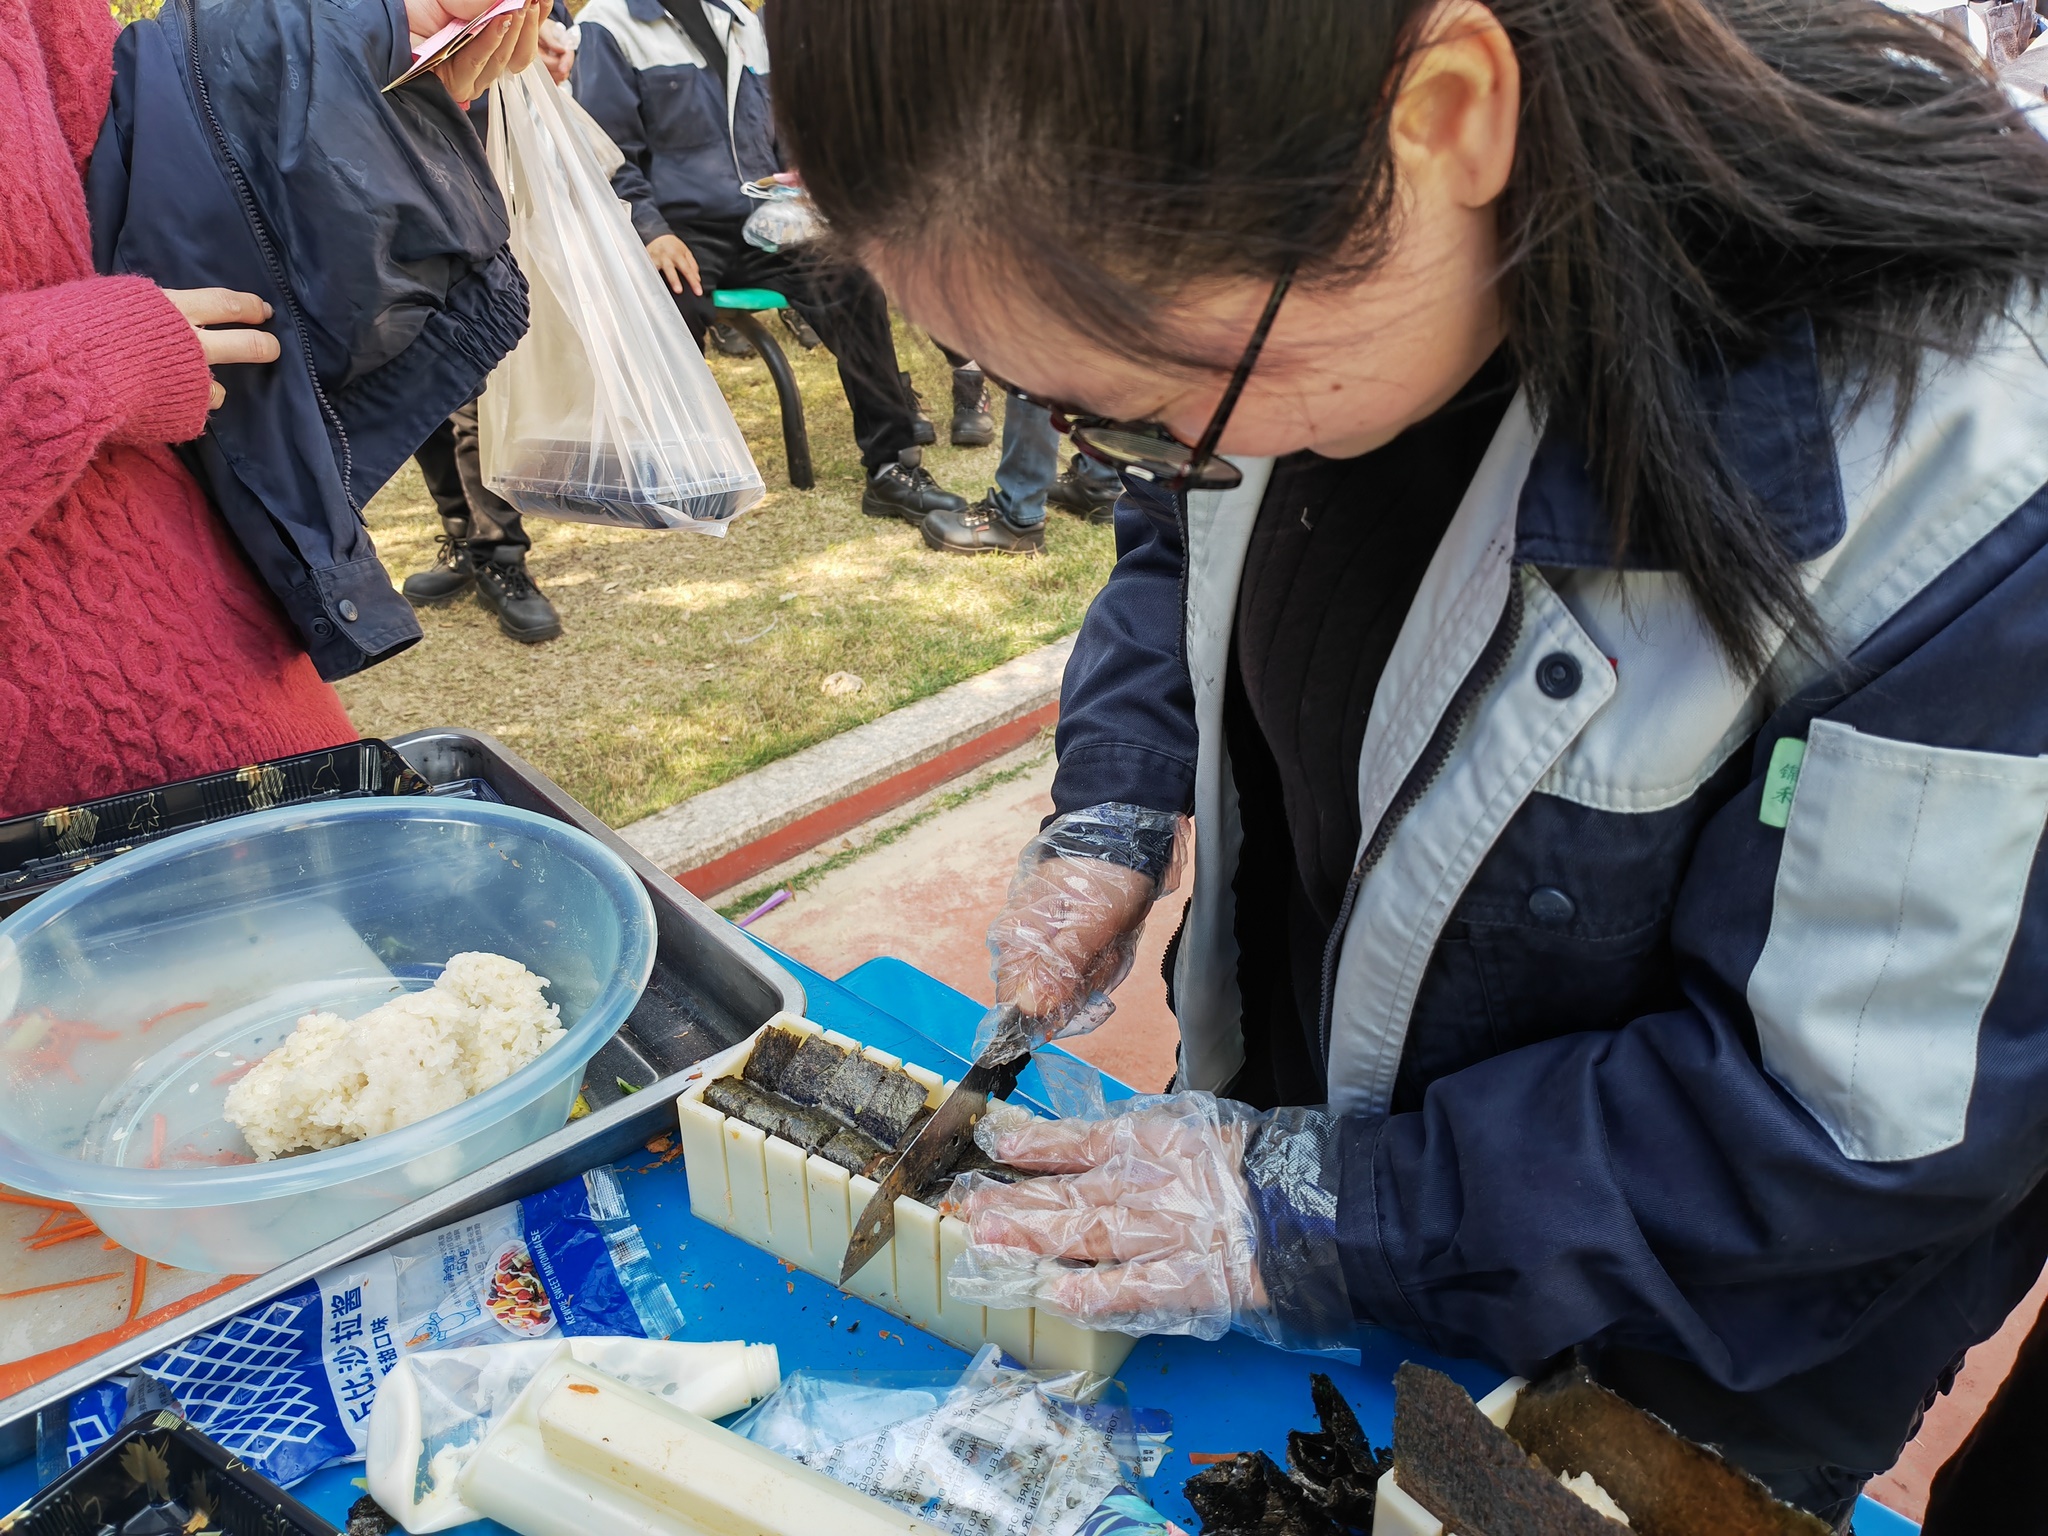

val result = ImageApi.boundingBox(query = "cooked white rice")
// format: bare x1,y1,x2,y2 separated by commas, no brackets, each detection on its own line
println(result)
223,952,564,1160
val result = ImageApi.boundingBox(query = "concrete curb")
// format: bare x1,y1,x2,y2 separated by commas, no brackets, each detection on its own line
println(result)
618,634,1075,890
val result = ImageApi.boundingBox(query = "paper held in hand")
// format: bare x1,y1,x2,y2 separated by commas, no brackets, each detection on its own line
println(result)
385,0,526,93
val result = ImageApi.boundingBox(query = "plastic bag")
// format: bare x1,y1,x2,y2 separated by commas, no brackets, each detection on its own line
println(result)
479,66,764,532
56,1166,683,1488
741,179,823,254
733,1345,1182,1536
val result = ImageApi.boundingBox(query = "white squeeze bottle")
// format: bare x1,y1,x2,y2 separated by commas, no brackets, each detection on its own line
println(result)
366,1338,782,1532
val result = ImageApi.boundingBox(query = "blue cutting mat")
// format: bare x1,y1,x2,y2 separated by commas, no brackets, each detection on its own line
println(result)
1,947,1921,1535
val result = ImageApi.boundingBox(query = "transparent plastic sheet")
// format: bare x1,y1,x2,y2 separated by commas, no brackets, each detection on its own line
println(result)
479,67,765,532
732,1345,1183,1536
981,805,1191,1055
741,180,823,254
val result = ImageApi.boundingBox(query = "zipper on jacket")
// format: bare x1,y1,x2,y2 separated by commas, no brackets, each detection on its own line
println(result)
1314,569,1526,1063
177,0,359,512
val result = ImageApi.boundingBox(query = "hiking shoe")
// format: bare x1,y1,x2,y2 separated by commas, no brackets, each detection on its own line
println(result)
862,450,968,523
950,366,994,447
922,494,1045,555
401,535,475,606
1045,455,1120,524
472,550,563,643
900,370,937,447
780,309,822,350
709,322,755,357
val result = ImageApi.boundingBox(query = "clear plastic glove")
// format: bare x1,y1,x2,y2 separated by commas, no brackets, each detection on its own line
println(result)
984,803,1189,1055
945,1093,1353,1349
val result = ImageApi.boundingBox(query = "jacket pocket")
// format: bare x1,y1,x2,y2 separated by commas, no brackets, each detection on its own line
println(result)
1748,719,2048,1162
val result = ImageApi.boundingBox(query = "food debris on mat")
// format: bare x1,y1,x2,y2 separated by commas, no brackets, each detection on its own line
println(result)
223,953,561,1160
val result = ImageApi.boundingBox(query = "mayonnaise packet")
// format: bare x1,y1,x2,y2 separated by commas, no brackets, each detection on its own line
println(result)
53,1166,681,1487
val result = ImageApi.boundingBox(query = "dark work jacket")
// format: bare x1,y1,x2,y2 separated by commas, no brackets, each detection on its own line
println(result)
88,0,529,681
1052,314,2048,1495
569,0,777,244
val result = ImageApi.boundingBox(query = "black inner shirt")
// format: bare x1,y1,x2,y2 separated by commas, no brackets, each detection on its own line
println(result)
1225,350,1517,1109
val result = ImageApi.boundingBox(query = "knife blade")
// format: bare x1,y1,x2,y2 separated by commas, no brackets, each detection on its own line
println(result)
840,1027,1029,1286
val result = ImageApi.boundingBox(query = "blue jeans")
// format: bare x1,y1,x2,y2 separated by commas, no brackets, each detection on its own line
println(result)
991,397,1119,527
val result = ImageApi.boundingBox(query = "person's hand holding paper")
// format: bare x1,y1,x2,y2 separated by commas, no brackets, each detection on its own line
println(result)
398,0,545,101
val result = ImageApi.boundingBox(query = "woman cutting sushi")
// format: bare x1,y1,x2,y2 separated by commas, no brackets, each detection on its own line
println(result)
767,0,2048,1524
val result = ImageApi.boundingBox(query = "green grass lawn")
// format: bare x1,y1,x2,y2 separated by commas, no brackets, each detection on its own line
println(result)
335,320,1114,829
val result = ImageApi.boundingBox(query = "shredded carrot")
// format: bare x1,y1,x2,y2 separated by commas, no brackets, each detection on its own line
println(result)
137,1002,206,1032
209,1062,253,1087
126,1255,148,1322
144,1114,167,1170
0,1273,122,1300
26,1222,101,1250
20,1017,119,1081
0,1192,78,1213
101,1239,121,1250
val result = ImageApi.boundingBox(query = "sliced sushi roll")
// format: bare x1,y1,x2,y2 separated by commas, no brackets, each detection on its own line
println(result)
854,1071,929,1145
741,1024,804,1091
779,1035,851,1106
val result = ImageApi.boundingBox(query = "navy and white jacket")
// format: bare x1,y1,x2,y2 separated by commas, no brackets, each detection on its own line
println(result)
571,0,777,245
88,0,528,681
1053,314,2048,1478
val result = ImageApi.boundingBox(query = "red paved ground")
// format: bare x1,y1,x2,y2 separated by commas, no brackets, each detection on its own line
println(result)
736,756,2031,1525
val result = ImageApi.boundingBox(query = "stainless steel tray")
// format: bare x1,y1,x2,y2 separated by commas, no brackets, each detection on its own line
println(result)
0,728,803,1453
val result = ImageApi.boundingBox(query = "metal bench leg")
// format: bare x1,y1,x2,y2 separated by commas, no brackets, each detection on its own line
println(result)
725,311,814,490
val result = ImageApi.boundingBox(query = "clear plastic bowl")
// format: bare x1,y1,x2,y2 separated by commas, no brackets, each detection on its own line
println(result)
0,799,656,1273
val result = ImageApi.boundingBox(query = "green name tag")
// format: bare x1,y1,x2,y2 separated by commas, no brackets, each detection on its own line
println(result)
1759,736,1806,829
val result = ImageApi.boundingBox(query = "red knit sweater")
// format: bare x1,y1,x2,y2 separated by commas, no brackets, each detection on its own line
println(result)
0,0,356,820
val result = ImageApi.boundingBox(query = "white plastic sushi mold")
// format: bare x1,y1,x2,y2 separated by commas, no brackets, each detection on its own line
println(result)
672,1013,1138,1377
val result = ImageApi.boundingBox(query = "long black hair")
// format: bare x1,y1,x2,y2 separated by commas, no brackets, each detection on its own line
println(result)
767,0,2048,675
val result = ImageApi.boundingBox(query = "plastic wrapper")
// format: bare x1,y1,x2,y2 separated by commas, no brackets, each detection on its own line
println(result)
741,181,823,254
983,805,1191,1054
53,1166,683,1489
478,66,764,532
366,1337,780,1531
733,1345,1181,1536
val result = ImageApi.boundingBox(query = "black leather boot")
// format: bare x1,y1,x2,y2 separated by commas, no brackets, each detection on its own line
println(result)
860,448,969,523
900,370,938,447
922,493,1045,555
1045,455,1121,524
402,527,475,606
950,366,994,447
472,548,563,643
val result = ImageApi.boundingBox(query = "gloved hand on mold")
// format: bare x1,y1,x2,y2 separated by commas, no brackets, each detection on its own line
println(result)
943,1092,1355,1351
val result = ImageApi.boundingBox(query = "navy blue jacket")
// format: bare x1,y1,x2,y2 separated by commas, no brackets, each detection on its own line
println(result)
88,0,529,681
569,0,778,245
1054,317,2048,1489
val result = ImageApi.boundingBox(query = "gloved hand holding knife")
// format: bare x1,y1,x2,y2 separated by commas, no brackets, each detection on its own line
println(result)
840,804,1189,1285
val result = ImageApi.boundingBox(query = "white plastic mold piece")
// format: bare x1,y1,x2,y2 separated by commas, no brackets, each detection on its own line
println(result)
457,1355,945,1536
1369,1377,1529,1536
674,1013,1138,1374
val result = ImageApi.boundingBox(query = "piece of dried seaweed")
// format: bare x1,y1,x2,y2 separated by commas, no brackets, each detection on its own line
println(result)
1183,1373,1389,1536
